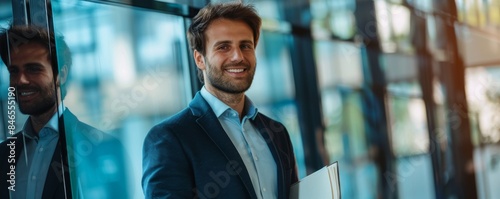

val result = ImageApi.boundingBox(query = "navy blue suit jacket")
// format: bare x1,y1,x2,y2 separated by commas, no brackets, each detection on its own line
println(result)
0,109,126,199
142,92,299,199
0,130,68,199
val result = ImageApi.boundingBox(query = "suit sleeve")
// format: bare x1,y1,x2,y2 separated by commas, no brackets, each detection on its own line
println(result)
142,124,194,199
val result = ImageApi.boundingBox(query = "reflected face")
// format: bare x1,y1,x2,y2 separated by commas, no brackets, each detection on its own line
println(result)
7,42,57,115
195,19,257,94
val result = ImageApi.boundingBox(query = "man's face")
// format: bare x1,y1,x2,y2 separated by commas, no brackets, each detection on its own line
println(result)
7,42,57,115
195,18,257,94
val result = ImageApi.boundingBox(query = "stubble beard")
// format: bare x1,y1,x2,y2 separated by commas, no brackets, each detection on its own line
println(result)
17,84,58,116
205,60,255,94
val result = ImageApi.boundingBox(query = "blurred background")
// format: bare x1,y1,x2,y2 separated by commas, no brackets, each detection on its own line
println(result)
1,0,499,198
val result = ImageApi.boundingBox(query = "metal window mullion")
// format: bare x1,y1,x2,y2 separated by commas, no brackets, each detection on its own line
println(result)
12,0,28,25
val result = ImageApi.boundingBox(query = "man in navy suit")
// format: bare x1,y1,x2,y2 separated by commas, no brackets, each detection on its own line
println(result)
142,2,298,199
0,25,127,199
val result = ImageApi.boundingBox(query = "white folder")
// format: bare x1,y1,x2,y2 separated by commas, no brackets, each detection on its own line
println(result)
290,161,341,199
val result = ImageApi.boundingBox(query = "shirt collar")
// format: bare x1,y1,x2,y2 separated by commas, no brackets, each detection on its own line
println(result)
200,86,258,120
244,97,258,120
22,103,66,139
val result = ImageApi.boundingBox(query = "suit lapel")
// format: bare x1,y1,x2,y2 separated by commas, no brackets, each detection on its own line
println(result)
190,93,257,199
252,114,286,199
42,109,77,199
42,142,63,199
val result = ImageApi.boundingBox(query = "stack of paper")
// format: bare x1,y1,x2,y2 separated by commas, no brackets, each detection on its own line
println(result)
290,161,341,199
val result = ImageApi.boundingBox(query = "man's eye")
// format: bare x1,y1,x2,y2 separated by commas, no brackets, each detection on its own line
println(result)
218,45,229,50
27,67,43,72
241,44,253,50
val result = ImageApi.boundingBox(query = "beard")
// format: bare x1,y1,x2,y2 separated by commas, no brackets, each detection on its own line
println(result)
17,84,57,116
204,58,255,94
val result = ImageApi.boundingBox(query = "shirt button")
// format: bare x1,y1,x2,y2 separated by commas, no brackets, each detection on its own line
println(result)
32,176,36,180
254,156,259,161
263,188,267,192
39,147,44,152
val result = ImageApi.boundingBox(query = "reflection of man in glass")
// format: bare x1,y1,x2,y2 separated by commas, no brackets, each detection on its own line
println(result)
0,25,126,198
142,2,298,199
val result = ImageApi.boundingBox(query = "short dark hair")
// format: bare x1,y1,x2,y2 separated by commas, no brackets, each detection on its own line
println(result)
0,24,72,98
187,2,262,83
0,24,72,77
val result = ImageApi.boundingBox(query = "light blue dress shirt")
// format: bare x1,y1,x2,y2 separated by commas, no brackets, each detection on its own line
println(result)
201,87,277,199
13,105,65,199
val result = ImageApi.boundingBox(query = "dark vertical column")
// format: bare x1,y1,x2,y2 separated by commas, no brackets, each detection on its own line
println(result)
288,33,327,173
409,7,445,199
278,0,326,173
29,0,49,28
354,1,396,199
12,0,28,25
435,0,478,198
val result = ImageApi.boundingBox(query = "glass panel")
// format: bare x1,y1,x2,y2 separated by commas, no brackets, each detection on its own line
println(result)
210,0,282,21
314,40,363,87
466,67,500,199
310,0,357,40
382,54,418,82
386,81,436,198
52,1,190,198
457,0,467,22
0,0,13,142
246,31,307,178
474,144,500,199
0,1,11,26
387,82,430,156
375,0,412,53
252,0,282,21
395,155,436,199
462,0,486,26
157,0,207,8
314,39,378,198
466,66,500,143
322,90,378,199
489,0,500,27
406,0,433,13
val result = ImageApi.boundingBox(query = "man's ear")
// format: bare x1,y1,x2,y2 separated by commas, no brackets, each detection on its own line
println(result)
56,65,69,86
194,50,206,70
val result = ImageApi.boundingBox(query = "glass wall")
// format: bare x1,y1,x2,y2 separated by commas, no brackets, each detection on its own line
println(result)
386,81,436,199
386,81,428,156
51,0,190,198
0,0,13,142
466,66,500,199
314,39,377,198
310,0,357,40
374,0,413,53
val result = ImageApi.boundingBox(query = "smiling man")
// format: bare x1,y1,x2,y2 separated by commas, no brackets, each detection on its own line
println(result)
0,25,73,199
142,2,298,199
0,25,127,199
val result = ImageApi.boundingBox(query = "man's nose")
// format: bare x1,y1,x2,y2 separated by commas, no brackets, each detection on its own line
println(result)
14,72,30,85
230,48,244,62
